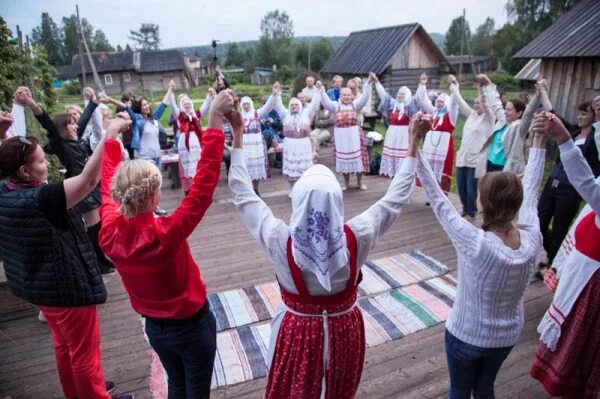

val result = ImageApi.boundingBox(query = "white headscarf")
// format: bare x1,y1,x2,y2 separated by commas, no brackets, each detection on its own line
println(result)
289,164,348,292
434,92,450,118
179,95,195,121
394,86,413,115
240,96,255,126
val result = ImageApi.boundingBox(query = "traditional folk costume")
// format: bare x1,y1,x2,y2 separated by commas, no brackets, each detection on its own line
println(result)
320,83,372,175
170,93,213,193
531,140,600,399
414,85,458,193
240,96,274,181
228,147,418,399
272,93,320,183
375,83,417,177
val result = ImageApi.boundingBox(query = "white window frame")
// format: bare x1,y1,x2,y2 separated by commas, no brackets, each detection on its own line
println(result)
123,72,131,82
104,74,113,85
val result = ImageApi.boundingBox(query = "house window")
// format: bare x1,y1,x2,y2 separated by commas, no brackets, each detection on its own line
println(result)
123,72,131,82
104,74,113,85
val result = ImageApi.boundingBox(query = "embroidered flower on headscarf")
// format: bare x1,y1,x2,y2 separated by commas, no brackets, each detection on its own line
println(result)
306,209,330,243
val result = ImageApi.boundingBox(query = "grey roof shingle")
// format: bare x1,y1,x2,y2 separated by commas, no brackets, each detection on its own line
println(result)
513,0,600,59
321,23,447,75
71,50,187,74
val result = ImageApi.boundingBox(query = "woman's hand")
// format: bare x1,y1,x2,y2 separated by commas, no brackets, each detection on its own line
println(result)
419,72,428,85
83,87,96,102
447,74,458,86
168,79,176,91
208,89,234,131
14,87,32,106
106,113,131,140
208,87,216,97
272,81,281,95
532,111,570,144
315,80,323,90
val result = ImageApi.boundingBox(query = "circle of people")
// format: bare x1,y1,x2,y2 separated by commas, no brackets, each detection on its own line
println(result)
0,68,598,399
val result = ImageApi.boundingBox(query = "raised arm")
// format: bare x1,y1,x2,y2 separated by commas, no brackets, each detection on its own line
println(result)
169,92,180,118
353,81,372,111
319,85,339,113
152,79,175,121
446,75,459,125
485,83,505,126
10,87,29,137
89,106,104,151
66,116,130,210
477,76,495,123
374,81,392,103
198,88,215,118
413,112,481,255
79,88,99,138
517,132,546,227
165,91,231,238
449,82,473,118
306,87,322,117
228,101,288,259
256,94,275,118
415,73,436,114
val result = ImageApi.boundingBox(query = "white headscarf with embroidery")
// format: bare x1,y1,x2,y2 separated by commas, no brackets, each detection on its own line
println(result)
288,97,304,131
289,164,348,291
240,96,256,127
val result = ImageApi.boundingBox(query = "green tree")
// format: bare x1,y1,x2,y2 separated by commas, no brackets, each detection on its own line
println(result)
506,0,581,38
128,23,161,51
295,38,333,71
32,46,57,110
116,44,123,52
242,47,256,74
125,44,133,52
225,42,244,67
31,13,64,65
0,17,34,107
61,15,94,64
92,29,114,52
471,17,495,56
256,10,294,68
444,15,471,55
492,23,527,74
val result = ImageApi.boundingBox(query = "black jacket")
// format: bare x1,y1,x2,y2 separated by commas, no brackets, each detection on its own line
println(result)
0,181,106,306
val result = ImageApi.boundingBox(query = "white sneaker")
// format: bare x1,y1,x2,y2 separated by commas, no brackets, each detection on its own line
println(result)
38,311,47,323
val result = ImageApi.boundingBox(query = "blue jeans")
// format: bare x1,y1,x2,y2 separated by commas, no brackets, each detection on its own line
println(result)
456,167,478,217
145,306,217,399
445,330,513,399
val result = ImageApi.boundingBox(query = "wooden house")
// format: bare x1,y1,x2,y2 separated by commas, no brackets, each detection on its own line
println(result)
513,0,600,123
71,50,203,95
321,23,453,94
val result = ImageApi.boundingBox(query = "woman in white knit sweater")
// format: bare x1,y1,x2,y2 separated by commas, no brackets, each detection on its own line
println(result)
414,113,546,398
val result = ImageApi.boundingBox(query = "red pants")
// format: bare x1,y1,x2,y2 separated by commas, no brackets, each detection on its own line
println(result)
37,305,110,399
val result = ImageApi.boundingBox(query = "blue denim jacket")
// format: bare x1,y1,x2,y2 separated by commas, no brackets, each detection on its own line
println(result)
126,102,167,150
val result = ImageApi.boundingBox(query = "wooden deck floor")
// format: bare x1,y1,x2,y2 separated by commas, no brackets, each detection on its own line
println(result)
0,145,552,398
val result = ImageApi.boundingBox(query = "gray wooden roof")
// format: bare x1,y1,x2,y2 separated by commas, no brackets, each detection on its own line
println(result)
71,50,187,74
321,23,447,75
514,0,600,59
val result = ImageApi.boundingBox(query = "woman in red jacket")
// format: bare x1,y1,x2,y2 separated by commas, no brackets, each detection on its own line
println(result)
98,90,236,398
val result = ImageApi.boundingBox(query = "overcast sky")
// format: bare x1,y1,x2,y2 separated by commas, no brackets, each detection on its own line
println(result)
1,0,509,48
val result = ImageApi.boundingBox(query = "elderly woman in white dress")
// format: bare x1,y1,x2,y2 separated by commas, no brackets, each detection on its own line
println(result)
239,92,276,195
271,82,320,194
318,73,374,190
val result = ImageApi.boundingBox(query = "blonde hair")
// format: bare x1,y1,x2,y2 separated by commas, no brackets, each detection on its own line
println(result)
110,160,162,219
65,104,83,115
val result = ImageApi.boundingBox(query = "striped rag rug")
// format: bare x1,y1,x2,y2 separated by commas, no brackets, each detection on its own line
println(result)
207,250,448,332
147,252,455,396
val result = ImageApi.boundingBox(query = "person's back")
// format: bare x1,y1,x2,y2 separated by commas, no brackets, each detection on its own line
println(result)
415,114,547,398
99,90,233,398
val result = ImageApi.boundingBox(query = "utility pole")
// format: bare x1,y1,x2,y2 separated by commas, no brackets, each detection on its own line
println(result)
458,8,465,78
76,4,87,87
307,40,312,71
